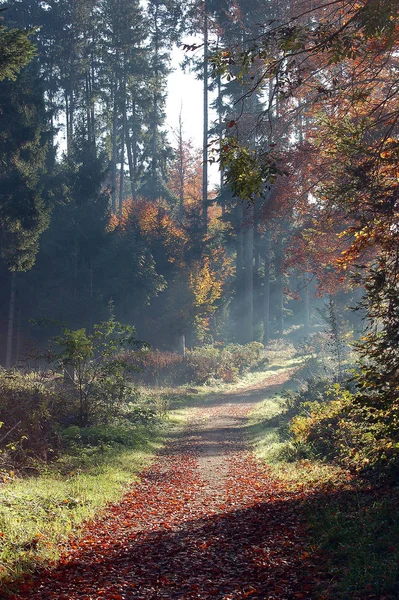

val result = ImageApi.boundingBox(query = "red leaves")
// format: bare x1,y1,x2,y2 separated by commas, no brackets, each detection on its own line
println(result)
11,373,321,599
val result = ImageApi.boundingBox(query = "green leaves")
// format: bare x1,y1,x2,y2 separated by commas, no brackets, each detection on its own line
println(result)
0,24,36,82
46,314,142,427
220,138,287,201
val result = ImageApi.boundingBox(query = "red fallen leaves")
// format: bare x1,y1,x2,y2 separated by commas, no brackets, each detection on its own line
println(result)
9,372,323,600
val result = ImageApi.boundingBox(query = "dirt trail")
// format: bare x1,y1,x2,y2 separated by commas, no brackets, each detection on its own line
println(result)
11,370,319,600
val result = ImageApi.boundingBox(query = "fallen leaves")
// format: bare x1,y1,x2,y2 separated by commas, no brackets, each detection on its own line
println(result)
9,373,322,599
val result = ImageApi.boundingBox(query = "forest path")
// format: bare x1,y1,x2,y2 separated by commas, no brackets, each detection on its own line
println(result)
11,370,319,600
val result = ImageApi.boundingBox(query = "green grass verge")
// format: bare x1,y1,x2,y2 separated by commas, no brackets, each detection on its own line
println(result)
247,368,399,599
0,422,170,588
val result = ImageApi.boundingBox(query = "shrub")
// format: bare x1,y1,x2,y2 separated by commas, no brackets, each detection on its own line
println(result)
185,342,266,384
46,314,140,426
121,350,184,386
185,345,221,384
289,383,399,477
222,341,265,375
263,339,296,362
0,369,62,466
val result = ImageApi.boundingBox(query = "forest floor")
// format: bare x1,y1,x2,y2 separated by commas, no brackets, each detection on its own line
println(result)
7,368,326,600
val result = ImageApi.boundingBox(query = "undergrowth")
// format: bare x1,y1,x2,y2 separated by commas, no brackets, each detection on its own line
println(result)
0,422,166,588
248,361,399,599
0,342,302,591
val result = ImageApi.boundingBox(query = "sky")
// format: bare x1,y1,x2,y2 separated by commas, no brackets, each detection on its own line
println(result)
166,43,220,187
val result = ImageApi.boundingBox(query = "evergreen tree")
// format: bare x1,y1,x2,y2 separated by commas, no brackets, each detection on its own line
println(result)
0,65,51,271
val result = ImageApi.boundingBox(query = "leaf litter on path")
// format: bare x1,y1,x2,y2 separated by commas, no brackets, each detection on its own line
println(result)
9,372,322,600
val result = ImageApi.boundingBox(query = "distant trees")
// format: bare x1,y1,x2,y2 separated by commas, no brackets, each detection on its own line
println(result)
0,0,346,366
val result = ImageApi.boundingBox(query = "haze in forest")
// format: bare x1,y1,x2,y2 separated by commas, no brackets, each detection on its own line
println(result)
1,3,399,595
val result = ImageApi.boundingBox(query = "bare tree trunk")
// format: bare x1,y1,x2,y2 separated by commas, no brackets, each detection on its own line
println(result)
275,235,284,337
178,109,185,222
111,81,118,214
179,334,186,358
6,272,16,369
119,96,126,214
253,200,261,340
202,1,209,233
243,204,254,343
90,54,96,149
304,274,310,337
126,101,135,199
217,73,225,216
235,203,245,342
263,231,271,345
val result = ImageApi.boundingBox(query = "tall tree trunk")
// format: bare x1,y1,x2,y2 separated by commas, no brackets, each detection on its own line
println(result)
202,1,209,233
85,71,91,144
275,234,284,337
15,304,22,366
253,200,261,340
178,107,184,222
263,230,271,345
111,78,118,214
5,272,16,369
90,54,96,149
304,274,310,337
119,95,126,214
152,3,160,184
243,203,254,343
126,100,135,199
235,203,245,342
65,90,71,155
217,73,225,216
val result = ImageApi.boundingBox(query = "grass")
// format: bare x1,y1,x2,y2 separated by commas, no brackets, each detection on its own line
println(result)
247,364,343,489
309,486,399,598
247,364,399,599
0,422,169,588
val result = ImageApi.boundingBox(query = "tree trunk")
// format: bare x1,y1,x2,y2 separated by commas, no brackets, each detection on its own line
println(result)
217,73,225,216
126,101,135,199
5,272,16,369
111,80,118,214
202,1,209,233
119,96,126,214
275,235,284,337
243,203,254,343
235,203,245,342
263,231,271,346
304,274,310,337
253,200,261,340
178,109,185,222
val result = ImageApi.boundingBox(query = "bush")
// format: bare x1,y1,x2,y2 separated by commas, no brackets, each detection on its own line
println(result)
185,342,266,385
222,341,265,374
0,369,63,466
263,339,296,362
289,382,399,477
46,315,141,426
121,350,184,386
185,345,222,384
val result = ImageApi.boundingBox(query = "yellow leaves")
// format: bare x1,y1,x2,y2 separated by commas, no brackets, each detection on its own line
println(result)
189,249,234,329
190,257,222,308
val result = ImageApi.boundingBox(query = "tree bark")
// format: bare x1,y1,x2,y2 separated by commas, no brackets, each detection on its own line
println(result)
304,274,311,337
263,231,271,346
235,203,245,342
111,78,118,214
243,203,254,343
202,1,209,233
5,272,16,369
275,235,284,337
